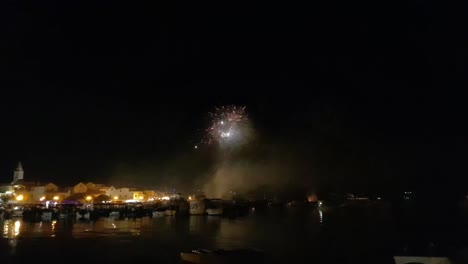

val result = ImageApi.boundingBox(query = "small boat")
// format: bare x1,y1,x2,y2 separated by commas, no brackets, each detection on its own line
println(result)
11,207,23,218
190,200,206,215
206,208,223,216
76,211,90,220
180,248,264,264
109,211,120,218
152,209,165,217
165,209,176,216
206,199,223,216
393,256,451,264
41,212,53,221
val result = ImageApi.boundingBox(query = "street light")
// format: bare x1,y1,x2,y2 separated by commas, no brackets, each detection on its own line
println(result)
53,196,59,201
39,196,45,201
16,195,24,201
86,196,92,201
113,196,119,200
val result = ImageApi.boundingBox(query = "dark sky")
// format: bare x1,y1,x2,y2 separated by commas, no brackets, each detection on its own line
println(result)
0,1,466,196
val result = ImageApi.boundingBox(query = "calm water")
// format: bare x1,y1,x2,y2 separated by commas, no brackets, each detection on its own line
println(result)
1,205,468,264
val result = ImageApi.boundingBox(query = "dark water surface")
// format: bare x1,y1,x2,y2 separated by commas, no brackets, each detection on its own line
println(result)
1,206,467,263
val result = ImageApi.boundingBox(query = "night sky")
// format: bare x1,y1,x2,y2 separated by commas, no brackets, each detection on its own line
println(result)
0,1,466,198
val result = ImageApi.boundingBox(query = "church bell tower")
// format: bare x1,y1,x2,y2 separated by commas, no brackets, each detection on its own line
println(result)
13,161,24,183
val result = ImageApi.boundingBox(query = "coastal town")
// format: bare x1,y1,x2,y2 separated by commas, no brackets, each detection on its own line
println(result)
0,162,260,221
0,162,171,205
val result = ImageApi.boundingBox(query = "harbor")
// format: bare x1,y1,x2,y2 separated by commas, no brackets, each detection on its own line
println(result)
2,202,468,264
0,197,256,222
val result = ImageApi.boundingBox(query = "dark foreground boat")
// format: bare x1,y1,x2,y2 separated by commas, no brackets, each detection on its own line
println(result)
393,256,451,264
180,248,264,264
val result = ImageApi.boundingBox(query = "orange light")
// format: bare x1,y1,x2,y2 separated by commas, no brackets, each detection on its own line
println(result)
16,195,24,201
86,196,92,201
53,196,59,201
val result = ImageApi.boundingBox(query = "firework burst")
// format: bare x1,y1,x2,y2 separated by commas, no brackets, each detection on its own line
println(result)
203,105,248,146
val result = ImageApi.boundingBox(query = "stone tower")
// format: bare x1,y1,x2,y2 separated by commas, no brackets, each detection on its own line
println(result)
13,162,24,183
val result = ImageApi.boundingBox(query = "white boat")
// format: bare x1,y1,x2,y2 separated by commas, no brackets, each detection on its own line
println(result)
165,209,176,216
206,208,223,216
190,200,206,215
180,248,264,264
152,211,165,217
393,256,451,264
206,199,223,216
11,207,23,218
76,211,90,220
41,212,53,221
109,211,120,218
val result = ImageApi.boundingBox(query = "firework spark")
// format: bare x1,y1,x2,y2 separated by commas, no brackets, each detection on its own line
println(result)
203,105,248,146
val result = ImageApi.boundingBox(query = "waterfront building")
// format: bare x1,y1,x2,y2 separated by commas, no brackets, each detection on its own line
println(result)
105,186,152,202
73,182,88,193
0,162,35,203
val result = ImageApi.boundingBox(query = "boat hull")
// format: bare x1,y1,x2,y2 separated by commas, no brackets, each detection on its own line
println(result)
206,208,223,216
181,249,264,264
165,210,176,216
393,256,451,264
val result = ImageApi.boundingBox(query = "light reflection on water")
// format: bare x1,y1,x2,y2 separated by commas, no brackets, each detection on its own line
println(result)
0,208,324,241
2,206,467,263
2,220,21,239
0,208,328,263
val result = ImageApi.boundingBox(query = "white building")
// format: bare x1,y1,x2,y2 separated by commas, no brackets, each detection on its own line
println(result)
106,186,145,202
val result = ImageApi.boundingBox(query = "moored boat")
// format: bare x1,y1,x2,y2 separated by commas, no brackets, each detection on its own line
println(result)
165,209,176,216
11,206,23,218
206,199,223,216
41,211,53,221
393,256,451,264
206,208,223,216
109,211,120,218
165,205,177,216
180,248,264,264
152,209,165,217
190,200,206,215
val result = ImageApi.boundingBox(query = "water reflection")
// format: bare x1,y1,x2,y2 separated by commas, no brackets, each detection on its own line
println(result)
2,220,21,239
14,221,20,237
0,209,346,264
3,220,9,238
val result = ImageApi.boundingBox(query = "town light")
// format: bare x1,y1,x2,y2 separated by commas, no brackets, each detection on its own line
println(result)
113,196,119,200
39,196,45,201
53,196,59,201
86,196,92,201
16,195,24,201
